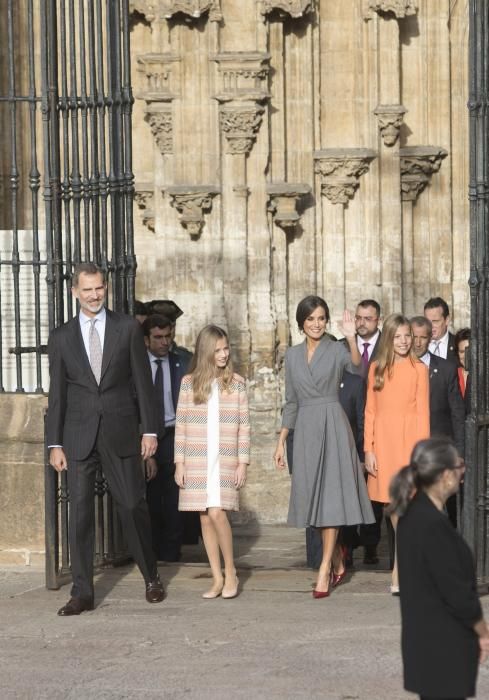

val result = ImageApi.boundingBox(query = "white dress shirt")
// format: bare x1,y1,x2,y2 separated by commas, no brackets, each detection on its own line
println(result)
429,330,449,359
79,308,106,356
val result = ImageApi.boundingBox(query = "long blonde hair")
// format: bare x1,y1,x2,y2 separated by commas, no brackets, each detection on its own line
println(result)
189,324,234,404
373,313,417,391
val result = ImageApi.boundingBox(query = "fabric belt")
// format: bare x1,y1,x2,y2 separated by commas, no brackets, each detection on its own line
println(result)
298,396,338,407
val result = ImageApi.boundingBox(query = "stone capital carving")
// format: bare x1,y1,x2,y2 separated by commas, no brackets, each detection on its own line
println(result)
212,52,271,103
218,103,266,155
145,104,173,155
260,1,313,19
266,183,311,232
314,148,377,205
130,0,222,22
363,0,417,19
165,186,220,237
399,146,448,202
136,54,180,102
134,184,155,232
374,104,407,147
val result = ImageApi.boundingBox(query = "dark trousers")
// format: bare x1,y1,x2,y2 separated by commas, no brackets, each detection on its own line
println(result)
67,425,157,601
146,429,184,560
360,499,384,548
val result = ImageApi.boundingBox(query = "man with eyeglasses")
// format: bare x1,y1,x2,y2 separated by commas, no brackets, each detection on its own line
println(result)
354,299,382,379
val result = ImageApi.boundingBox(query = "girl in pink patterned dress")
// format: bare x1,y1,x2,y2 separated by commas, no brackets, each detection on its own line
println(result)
174,325,250,599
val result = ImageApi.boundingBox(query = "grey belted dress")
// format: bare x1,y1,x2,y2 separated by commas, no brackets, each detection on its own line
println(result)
282,335,375,528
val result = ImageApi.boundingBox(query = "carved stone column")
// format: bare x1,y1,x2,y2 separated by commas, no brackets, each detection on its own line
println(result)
130,0,222,22
314,149,376,311
211,53,271,369
136,53,180,157
260,1,314,19
165,186,220,238
134,184,155,232
266,183,311,233
399,146,448,314
373,104,407,147
363,0,418,19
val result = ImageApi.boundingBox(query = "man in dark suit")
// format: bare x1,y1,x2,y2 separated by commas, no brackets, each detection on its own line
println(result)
411,316,465,526
423,296,458,362
47,263,164,615
142,314,190,561
352,299,384,564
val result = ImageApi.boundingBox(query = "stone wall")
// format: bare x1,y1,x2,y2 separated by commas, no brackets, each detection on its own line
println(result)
129,0,470,523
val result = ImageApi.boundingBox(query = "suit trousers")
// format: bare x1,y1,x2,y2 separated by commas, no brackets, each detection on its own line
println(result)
67,422,157,600
146,428,184,560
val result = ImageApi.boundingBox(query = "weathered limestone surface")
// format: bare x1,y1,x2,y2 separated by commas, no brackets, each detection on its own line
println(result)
0,1,472,560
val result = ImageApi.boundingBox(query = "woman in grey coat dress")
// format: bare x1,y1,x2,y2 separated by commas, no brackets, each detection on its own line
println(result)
274,296,374,598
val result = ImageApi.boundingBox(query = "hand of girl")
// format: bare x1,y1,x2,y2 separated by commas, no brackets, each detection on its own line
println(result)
235,464,247,489
174,462,186,488
365,451,378,477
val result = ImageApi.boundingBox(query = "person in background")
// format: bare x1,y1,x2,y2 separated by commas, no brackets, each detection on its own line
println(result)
134,300,149,325
423,296,457,362
175,325,250,599
364,314,429,594
455,327,471,400
390,437,489,700
147,299,193,363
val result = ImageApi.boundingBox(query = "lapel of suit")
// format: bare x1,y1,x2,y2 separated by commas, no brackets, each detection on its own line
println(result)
100,310,121,382
67,316,98,383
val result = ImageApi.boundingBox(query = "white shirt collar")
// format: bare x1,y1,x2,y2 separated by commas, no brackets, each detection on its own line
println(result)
79,307,106,325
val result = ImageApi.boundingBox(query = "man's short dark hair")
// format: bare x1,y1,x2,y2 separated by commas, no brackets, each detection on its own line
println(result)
424,296,450,318
410,315,432,333
72,262,105,287
142,314,173,337
357,299,381,317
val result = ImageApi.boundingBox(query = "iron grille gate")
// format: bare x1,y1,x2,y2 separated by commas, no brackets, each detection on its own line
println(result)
0,0,136,589
464,0,489,588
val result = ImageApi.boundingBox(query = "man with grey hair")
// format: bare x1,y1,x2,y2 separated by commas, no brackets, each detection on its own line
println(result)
411,315,465,526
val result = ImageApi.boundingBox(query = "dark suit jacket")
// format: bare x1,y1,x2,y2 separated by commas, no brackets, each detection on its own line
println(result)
168,351,189,415
428,353,465,456
47,309,157,461
339,371,366,461
397,491,481,697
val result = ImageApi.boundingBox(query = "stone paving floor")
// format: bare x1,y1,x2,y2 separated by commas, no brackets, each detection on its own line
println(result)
1,525,488,700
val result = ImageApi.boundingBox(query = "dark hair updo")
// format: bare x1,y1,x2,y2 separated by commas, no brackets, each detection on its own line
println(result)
387,437,460,517
296,295,330,331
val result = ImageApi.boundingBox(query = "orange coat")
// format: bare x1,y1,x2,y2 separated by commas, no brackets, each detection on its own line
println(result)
364,359,430,503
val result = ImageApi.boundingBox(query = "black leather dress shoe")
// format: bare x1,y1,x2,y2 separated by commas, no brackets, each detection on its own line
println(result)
146,575,165,603
57,597,94,616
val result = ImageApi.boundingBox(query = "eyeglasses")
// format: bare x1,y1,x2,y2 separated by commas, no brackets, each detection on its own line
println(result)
355,316,378,323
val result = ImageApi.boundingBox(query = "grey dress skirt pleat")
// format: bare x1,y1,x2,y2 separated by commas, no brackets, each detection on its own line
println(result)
282,336,375,528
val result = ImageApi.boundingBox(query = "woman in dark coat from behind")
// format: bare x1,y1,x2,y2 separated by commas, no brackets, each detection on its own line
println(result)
389,438,489,699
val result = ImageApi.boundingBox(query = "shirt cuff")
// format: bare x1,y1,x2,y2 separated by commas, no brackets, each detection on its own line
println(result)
142,433,157,437
48,445,63,449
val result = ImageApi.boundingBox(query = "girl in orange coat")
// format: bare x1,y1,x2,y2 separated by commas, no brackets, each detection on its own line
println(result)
364,314,429,593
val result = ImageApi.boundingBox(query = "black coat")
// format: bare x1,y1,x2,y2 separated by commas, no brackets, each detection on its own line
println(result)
428,353,465,457
46,309,157,460
397,491,482,698
338,371,365,461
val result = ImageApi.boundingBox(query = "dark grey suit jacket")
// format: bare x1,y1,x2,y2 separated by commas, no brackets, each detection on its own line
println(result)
47,309,157,461
428,353,465,456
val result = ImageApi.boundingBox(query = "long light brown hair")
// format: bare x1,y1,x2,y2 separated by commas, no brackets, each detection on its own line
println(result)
373,313,417,391
189,324,234,404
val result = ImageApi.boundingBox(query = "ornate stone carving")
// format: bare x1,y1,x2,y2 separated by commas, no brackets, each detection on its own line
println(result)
212,53,270,156
144,105,173,155
218,104,266,155
130,0,222,22
399,146,448,202
374,104,407,147
314,149,377,205
260,1,314,19
266,183,311,232
134,185,155,232
136,54,180,101
165,186,220,238
363,0,417,19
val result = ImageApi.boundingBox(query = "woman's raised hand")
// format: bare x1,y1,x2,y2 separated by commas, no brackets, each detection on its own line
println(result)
340,309,356,339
